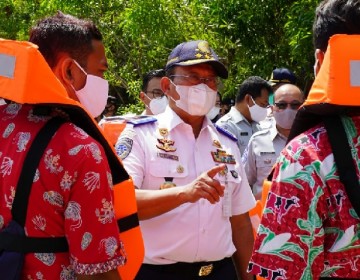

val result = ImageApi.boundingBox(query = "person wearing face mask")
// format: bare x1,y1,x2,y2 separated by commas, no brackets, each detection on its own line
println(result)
207,91,223,123
99,69,166,146
249,2,360,279
116,40,256,280
0,12,144,280
140,69,168,115
241,84,304,199
216,76,272,155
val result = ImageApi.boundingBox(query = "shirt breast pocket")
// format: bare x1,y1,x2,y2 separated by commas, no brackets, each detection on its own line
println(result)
216,166,241,187
148,158,189,189
257,153,277,168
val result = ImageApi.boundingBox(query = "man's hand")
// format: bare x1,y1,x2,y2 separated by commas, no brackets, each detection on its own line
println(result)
182,164,226,204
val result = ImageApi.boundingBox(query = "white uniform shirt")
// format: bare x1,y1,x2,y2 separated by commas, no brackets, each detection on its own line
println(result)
116,107,255,265
216,106,262,155
241,125,287,195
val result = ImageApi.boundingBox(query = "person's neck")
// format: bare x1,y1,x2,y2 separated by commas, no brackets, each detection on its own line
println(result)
235,102,252,123
276,125,290,138
182,114,204,138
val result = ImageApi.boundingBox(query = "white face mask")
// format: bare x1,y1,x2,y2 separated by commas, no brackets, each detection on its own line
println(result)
248,96,268,123
170,81,217,116
147,96,168,115
72,60,109,118
273,108,297,129
206,106,221,120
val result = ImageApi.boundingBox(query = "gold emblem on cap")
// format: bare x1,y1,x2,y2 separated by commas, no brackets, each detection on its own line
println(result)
196,41,213,60
176,165,184,174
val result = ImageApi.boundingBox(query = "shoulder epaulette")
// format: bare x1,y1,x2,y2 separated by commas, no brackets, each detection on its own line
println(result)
103,115,157,127
218,114,232,122
126,115,157,126
253,128,270,137
215,124,237,142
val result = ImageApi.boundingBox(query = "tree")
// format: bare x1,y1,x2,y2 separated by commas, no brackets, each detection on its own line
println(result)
0,0,321,113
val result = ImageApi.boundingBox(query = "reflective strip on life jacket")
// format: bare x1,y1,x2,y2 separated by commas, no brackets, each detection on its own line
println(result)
304,34,360,107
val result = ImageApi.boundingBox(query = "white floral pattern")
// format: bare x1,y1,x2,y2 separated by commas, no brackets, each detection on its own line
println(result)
0,105,125,278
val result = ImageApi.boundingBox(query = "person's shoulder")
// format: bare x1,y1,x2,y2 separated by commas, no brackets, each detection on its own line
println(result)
102,114,157,127
252,127,272,138
214,123,237,142
216,112,233,123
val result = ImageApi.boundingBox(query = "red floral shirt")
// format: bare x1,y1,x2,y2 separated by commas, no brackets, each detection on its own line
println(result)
249,115,360,279
0,104,125,279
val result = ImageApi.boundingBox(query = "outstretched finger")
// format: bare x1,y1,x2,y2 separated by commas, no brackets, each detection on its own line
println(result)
206,164,226,179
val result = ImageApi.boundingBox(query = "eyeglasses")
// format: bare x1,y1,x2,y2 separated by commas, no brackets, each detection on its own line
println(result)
274,102,302,110
170,74,220,89
145,89,165,99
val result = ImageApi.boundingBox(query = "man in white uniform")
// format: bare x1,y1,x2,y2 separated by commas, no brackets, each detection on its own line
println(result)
116,40,256,280
216,76,272,155
242,84,304,199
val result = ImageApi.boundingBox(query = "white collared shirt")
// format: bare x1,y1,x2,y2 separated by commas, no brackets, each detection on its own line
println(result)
116,106,255,264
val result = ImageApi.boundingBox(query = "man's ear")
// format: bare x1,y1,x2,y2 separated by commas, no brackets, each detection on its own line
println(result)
53,57,74,86
139,91,146,102
160,76,171,96
315,49,324,64
313,49,325,77
244,94,251,105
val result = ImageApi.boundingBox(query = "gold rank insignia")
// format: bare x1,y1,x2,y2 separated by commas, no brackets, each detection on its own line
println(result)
176,165,184,173
211,149,236,164
212,139,222,149
159,128,169,137
156,138,177,152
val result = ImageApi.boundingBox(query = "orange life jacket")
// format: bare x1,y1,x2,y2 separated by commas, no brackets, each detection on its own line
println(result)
0,38,144,279
289,34,360,141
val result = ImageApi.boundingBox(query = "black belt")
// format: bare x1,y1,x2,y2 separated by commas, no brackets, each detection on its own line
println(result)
142,257,232,277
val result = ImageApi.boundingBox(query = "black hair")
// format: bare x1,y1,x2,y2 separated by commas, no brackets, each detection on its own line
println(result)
141,69,166,92
313,0,360,52
236,76,272,103
29,11,102,68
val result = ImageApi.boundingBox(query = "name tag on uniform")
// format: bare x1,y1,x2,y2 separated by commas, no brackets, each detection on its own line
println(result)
157,152,179,161
260,152,275,155
240,132,248,136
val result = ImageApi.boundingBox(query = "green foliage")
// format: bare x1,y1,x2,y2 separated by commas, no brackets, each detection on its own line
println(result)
0,0,322,113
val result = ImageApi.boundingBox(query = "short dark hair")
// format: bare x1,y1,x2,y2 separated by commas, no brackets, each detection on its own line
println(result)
236,76,272,103
141,69,166,92
29,11,102,68
313,0,360,52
